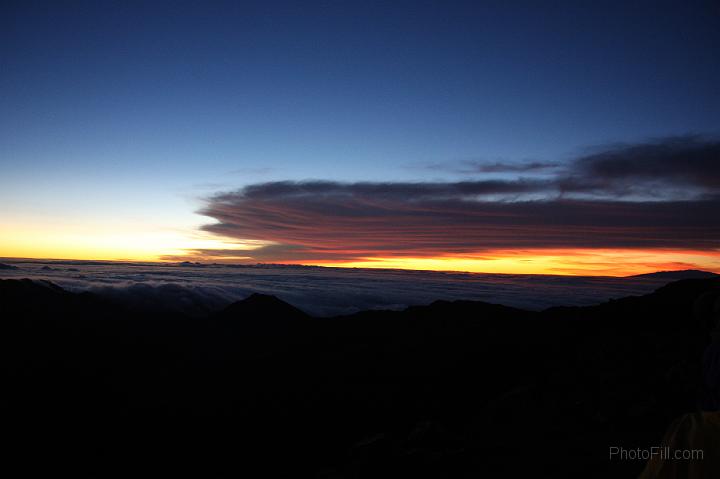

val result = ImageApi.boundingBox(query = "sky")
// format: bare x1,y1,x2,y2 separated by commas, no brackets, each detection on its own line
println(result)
2,1,720,275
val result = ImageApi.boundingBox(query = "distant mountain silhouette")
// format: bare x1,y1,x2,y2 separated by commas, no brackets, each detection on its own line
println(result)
0,278,113,321
178,261,206,267
0,262,18,270
2,277,720,477
630,268,719,279
211,293,312,349
216,292,309,321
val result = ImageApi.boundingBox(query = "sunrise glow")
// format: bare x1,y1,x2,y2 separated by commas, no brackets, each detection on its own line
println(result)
3,2,719,279
0,224,248,263
316,249,720,276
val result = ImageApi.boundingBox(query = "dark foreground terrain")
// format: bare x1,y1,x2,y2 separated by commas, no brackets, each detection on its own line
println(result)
2,277,719,477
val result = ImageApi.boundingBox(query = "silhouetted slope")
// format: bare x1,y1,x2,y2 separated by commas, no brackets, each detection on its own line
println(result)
208,293,313,356
1,278,719,478
0,278,114,319
215,292,309,323
630,269,719,279
0,262,18,270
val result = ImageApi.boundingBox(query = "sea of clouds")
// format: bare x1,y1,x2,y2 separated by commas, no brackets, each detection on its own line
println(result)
0,259,677,317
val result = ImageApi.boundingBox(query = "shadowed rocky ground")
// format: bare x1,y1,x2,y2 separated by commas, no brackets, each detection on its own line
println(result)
2,277,719,477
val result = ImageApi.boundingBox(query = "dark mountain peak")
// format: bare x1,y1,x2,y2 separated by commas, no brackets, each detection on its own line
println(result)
0,278,120,320
218,293,309,320
0,278,64,296
211,293,312,342
0,262,18,270
631,269,719,279
178,261,206,267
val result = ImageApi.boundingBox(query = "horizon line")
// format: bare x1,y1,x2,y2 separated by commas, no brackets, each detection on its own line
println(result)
2,255,716,279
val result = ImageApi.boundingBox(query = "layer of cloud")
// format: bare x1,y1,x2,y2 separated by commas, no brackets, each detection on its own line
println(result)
189,136,720,263
0,259,685,316
560,135,720,199
417,135,720,199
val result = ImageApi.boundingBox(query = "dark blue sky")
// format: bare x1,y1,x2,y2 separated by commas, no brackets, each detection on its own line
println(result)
2,1,719,265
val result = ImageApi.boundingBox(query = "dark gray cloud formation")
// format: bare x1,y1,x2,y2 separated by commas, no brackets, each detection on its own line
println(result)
194,136,720,262
576,136,720,188
559,135,720,198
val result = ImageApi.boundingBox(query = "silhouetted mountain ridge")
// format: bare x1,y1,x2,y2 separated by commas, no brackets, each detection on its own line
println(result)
2,277,720,477
216,292,309,320
630,268,719,279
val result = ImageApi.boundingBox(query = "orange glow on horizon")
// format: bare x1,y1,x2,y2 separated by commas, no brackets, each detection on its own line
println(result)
161,247,720,277
304,248,720,276
2,223,719,277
